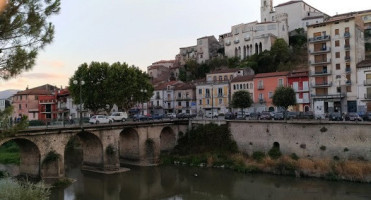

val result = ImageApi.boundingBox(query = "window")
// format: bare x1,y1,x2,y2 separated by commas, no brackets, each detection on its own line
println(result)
250,83,253,89
206,89,210,97
335,40,340,47
33,113,36,118
178,102,181,106
207,99,210,105
218,88,223,97
199,89,202,94
156,101,159,106
258,80,263,88
213,76,216,81
230,75,233,80
347,86,352,93
336,64,340,70
35,96,38,100
20,95,22,100
337,87,341,93
219,99,222,105
219,76,223,81
345,27,349,33
278,79,283,87
233,85,236,90
25,104,27,108
199,100,202,105
243,84,246,89
259,93,263,100
200,54,203,59
336,52,340,58
224,75,228,80
240,84,242,89
335,29,339,35
178,93,181,98
19,104,21,109
186,102,189,107
268,92,273,99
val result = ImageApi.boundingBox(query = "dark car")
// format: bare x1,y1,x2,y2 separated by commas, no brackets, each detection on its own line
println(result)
259,111,272,120
249,112,260,120
176,113,193,119
224,112,236,120
152,114,164,120
133,114,151,121
274,112,284,120
344,113,362,121
286,112,298,120
363,112,371,121
329,112,343,121
299,111,314,120
236,111,249,120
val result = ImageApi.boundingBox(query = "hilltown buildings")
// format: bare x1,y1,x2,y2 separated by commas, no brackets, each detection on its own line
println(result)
288,70,310,112
307,15,365,117
356,60,371,112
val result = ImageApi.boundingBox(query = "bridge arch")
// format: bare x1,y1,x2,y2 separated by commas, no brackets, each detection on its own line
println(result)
160,126,176,154
0,138,41,179
120,128,140,161
75,131,104,169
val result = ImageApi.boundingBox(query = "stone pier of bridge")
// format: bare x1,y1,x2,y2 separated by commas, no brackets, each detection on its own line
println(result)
0,122,188,180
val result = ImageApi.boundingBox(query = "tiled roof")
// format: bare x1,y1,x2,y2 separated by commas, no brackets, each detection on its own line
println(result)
174,82,195,90
152,60,175,65
254,71,289,78
357,60,371,68
275,1,302,8
209,68,241,74
154,81,181,90
15,89,53,95
231,75,254,83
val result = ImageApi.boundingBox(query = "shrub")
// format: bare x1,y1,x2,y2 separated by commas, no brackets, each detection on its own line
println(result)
333,156,340,161
268,147,282,160
28,120,46,126
290,153,299,160
0,178,50,200
252,151,265,162
42,151,60,165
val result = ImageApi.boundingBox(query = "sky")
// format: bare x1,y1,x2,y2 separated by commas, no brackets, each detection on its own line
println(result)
0,0,370,91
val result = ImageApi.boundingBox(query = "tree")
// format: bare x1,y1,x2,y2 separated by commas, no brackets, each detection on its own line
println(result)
270,38,290,67
272,86,296,113
0,0,61,79
231,91,253,114
0,106,28,138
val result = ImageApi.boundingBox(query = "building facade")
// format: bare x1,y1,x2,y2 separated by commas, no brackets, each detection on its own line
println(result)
253,71,289,112
356,60,371,113
287,70,310,112
307,15,365,117
173,83,197,114
230,75,255,113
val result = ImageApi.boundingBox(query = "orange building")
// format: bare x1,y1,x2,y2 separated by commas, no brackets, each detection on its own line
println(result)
253,71,289,112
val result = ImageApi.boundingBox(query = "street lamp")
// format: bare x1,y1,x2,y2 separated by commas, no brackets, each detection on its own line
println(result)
140,89,147,115
73,80,85,128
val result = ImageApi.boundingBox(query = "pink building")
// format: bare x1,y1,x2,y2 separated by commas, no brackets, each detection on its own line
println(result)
253,71,289,112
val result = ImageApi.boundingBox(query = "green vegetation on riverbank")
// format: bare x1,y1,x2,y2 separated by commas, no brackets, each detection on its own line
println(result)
0,141,20,165
0,178,50,200
161,124,371,183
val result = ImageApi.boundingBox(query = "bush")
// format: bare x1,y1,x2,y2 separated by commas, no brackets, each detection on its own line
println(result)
42,151,60,165
290,153,299,160
28,120,46,126
252,151,265,162
268,147,282,160
0,178,50,200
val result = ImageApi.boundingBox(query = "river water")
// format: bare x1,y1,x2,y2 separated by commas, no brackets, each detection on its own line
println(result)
50,165,371,200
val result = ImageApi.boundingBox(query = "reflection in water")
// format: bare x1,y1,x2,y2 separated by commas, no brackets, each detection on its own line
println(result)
51,166,371,200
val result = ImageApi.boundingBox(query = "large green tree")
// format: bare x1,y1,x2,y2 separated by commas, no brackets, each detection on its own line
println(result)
231,91,253,113
272,86,296,112
270,38,290,67
0,0,60,79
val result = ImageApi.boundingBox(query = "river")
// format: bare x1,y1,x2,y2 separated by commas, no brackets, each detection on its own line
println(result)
50,165,371,200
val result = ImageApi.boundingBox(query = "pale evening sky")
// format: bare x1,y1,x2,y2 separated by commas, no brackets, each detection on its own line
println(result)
0,0,370,91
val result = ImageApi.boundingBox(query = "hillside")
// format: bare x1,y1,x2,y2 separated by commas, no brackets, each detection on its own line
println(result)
0,90,19,99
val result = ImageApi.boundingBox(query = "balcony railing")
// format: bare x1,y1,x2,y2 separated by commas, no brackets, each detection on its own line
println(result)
344,44,350,50
365,93,371,100
234,39,240,44
345,80,352,85
257,85,264,90
310,70,331,76
309,47,331,54
311,93,345,99
364,79,371,86
294,87,309,92
345,68,351,73
297,98,310,104
309,59,331,65
311,82,332,88
308,35,331,43
344,32,350,38
345,56,351,61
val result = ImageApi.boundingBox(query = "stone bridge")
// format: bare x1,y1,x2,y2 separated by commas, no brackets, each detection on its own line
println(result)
0,121,188,180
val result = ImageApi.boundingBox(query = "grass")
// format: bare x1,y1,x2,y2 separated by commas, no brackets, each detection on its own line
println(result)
0,178,50,200
0,141,20,165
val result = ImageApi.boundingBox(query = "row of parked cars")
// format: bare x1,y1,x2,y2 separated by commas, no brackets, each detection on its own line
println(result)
224,111,316,120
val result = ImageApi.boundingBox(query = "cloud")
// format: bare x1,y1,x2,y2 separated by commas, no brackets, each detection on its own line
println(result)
39,60,66,69
21,73,68,80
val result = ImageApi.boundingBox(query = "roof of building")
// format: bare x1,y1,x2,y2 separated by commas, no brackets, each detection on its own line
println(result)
208,68,241,75
231,75,254,83
302,15,325,20
357,60,371,68
254,71,289,78
332,9,371,18
154,81,181,90
308,15,355,27
14,84,57,96
174,82,195,90
148,64,169,70
275,1,302,8
152,60,175,65
288,69,309,78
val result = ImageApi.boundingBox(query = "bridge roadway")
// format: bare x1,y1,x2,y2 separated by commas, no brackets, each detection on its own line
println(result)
0,120,188,181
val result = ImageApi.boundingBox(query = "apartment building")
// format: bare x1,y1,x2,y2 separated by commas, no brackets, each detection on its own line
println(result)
253,71,289,112
261,0,328,32
149,81,181,115
196,81,230,117
221,18,289,60
173,82,196,114
178,36,222,66
307,15,365,117
356,60,371,112
287,70,310,112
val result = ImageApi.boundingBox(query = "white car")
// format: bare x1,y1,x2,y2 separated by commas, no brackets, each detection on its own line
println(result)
166,113,176,119
108,112,128,122
89,115,112,124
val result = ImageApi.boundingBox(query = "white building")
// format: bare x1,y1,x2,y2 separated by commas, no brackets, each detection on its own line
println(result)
356,60,371,113
261,0,328,32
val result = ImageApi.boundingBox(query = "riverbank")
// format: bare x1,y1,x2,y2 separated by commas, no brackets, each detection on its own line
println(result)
162,123,371,183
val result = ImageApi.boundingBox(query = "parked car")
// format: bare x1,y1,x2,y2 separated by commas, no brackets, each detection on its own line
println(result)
298,111,314,120
249,112,260,120
236,111,249,120
133,114,149,121
224,112,236,120
344,113,362,121
259,111,272,120
329,112,343,121
286,112,298,120
152,114,164,120
177,113,194,119
363,112,371,121
274,112,284,120
205,112,218,118
166,113,176,119
108,112,128,122
89,115,112,124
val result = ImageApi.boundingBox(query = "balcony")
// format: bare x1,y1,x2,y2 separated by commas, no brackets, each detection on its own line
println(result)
258,98,265,103
309,59,331,65
155,95,161,100
311,82,332,88
308,35,331,43
344,32,350,38
345,56,351,62
310,70,331,76
311,93,345,99
345,80,352,85
294,87,309,92
234,39,240,44
364,79,371,86
344,44,350,50
176,97,192,101
244,36,250,41
257,85,264,90
345,68,351,73
297,98,310,104
364,93,371,100
309,47,331,54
